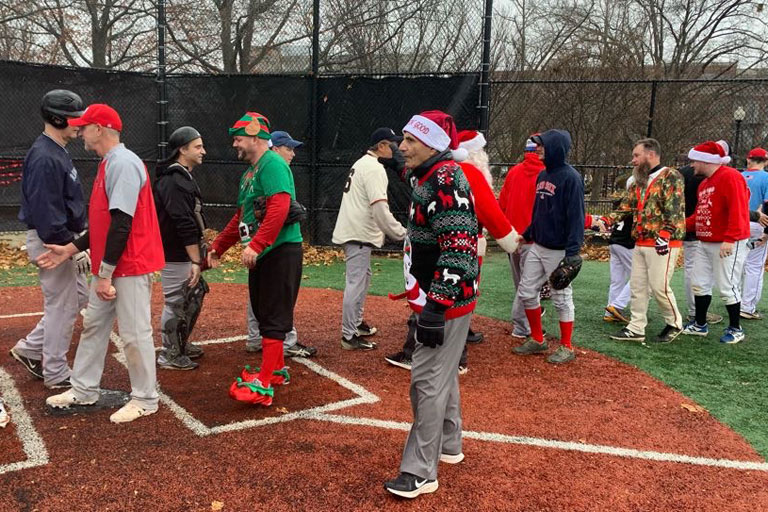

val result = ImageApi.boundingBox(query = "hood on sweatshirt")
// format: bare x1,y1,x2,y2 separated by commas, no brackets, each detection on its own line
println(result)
538,129,571,171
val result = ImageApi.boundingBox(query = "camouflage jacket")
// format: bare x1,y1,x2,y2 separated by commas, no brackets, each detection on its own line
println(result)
609,166,685,245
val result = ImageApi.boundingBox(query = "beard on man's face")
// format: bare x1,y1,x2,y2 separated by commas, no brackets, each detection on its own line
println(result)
633,160,651,188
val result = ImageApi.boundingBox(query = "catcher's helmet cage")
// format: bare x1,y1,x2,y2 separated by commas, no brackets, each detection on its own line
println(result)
41,89,85,129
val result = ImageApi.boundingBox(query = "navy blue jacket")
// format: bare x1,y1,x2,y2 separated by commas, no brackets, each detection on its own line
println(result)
522,129,585,256
18,134,86,244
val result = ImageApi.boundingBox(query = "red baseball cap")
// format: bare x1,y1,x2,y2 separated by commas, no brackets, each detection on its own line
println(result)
747,147,767,160
68,103,122,132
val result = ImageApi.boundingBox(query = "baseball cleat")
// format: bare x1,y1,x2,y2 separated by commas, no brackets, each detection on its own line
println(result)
356,321,378,337
682,321,708,337
512,339,548,355
610,327,645,342
720,327,745,344
605,305,630,323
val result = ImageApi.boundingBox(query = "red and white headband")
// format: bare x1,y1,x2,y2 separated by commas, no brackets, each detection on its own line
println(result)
403,115,451,152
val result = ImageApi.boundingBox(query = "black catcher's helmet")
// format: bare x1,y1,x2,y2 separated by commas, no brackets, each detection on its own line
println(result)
40,89,85,129
162,126,203,164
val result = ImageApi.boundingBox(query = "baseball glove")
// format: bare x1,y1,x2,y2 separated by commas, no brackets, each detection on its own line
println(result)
253,197,307,225
549,255,583,290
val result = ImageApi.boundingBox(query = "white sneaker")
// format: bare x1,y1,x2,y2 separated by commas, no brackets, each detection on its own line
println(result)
0,399,9,428
439,452,465,464
46,389,97,409
110,400,157,424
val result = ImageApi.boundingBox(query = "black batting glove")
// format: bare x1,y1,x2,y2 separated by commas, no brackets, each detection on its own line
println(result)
655,235,670,256
378,142,406,175
416,300,447,348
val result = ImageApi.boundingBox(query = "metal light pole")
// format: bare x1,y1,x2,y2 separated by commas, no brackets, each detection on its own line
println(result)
733,106,746,168
156,0,168,163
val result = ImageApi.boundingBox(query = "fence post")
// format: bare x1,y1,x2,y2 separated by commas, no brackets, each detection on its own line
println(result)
478,0,493,132
156,0,168,163
646,80,657,138
308,0,320,244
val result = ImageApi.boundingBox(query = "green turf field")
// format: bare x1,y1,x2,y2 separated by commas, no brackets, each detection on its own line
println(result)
2,250,766,457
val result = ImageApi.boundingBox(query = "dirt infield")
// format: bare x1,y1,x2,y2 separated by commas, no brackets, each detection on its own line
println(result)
1,283,767,511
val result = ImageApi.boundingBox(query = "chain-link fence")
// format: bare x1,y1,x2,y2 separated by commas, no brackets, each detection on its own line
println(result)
489,78,768,177
0,61,479,245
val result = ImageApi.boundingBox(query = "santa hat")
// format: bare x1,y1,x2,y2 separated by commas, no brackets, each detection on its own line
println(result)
688,141,730,165
457,130,486,152
403,110,467,160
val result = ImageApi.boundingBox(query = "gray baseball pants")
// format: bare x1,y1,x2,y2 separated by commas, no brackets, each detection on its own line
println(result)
13,230,88,386
341,242,372,340
508,244,532,336
517,243,574,322
399,313,471,481
70,273,159,411
159,262,190,352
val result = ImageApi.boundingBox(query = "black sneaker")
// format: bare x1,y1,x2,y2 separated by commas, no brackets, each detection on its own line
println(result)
384,351,412,370
384,472,438,499
185,343,204,359
356,321,378,337
610,327,645,342
341,334,376,351
45,377,71,390
285,342,317,358
656,325,682,344
466,328,484,344
157,351,199,371
9,348,43,379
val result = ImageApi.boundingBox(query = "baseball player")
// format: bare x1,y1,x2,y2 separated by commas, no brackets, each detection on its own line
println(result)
379,110,478,499
153,126,208,371
211,112,303,407
243,130,316,358
498,135,546,340
682,141,751,343
40,103,165,423
10,89,90,389
333,127,407,351
385,129,517,373
512,130,584,364
679,163,724,325
740,147,768,319
601,184,635,324
608,139,685,344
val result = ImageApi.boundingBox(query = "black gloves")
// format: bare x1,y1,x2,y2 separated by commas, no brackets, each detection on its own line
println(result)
377,142,406,175
416,300,447,348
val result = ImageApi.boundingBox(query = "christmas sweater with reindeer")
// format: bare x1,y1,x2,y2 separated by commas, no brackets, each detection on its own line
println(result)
397,153,479,319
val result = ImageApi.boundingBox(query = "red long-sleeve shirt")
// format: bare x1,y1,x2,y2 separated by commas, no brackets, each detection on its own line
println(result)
685,166,750,243
212,193,291,255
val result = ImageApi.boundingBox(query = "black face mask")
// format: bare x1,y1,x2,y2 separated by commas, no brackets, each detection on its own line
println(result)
411,150,452,177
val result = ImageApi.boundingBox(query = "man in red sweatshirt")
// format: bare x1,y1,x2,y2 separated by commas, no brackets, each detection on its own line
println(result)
682,141,751,344
498,135,545,339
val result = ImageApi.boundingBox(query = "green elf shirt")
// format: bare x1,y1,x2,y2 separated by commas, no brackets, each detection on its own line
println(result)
237,150,302,259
